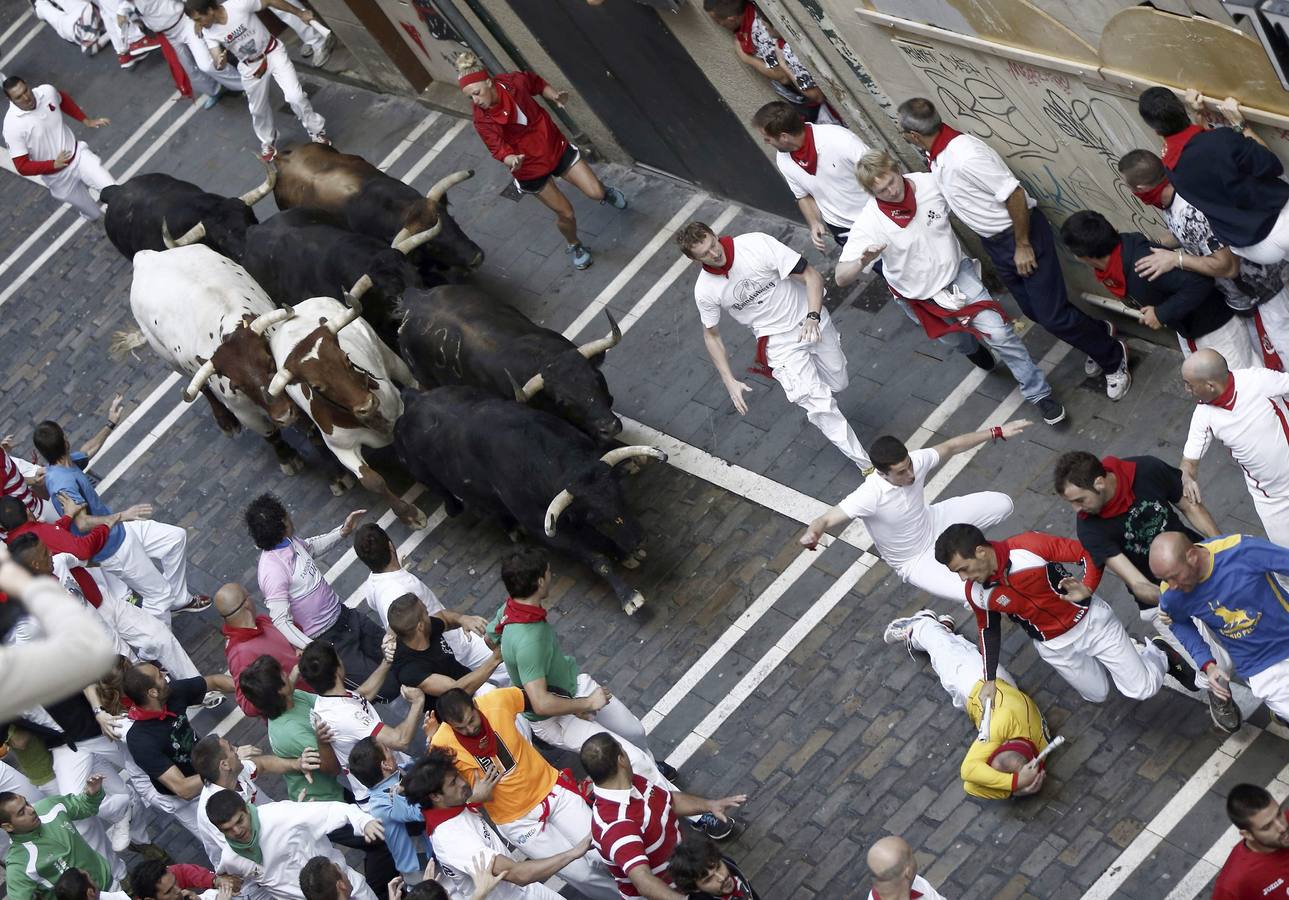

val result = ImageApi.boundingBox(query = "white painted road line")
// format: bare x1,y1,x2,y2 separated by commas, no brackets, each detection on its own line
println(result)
376,112,440,171
562,192,710,341
400,119,470,185
88,373,182,474
1083,726,1261,900
0,8,34,45
0,20,44,70
97,394,193,494
323,484,427,583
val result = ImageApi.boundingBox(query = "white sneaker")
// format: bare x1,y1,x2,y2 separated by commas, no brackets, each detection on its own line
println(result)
882,609,942,646
107,810,132,852
1105,340,1131,401
202,691,224,709
1084,355,1102,377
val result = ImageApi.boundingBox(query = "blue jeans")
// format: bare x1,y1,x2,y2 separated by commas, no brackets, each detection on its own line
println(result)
897,257,1053,404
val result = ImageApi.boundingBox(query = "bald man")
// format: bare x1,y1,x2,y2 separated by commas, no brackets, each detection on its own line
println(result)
1152,531,1289,724
1181,350,1289,547
865,836,948,900
216,582,302,718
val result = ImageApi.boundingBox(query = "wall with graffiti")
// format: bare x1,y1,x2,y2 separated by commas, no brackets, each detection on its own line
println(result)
372,0,470,85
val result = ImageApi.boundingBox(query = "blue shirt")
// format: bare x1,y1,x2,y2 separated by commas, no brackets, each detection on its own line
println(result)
1161,534,1289,678
44,465,124,561
362,770,431,875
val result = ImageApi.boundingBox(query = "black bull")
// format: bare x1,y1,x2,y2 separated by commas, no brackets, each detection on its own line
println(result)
393,386,663,614
397,284,623,444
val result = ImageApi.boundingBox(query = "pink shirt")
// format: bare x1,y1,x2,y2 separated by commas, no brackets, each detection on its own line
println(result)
257,534,343,644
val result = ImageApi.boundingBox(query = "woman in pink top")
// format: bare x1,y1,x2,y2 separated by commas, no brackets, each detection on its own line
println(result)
245,494,398,701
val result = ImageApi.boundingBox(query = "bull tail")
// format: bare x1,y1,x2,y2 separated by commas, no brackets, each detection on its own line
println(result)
109,328,149,360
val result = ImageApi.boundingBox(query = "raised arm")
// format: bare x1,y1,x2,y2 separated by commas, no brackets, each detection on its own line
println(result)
929,420,1030,462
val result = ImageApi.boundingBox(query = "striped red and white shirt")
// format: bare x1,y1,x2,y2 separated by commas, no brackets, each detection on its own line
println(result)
590,774,680,898
1,447,46,536
1184,368,1289,499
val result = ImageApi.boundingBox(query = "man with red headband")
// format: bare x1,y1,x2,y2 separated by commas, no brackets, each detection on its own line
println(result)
456,52,626,272
1139,87,1289,268
883,610,1049,799
837,149,1066,426
933,522,1196,705
1119,148,1287,371
1059,210,1256,369
430,687,619,900
897,96,1131,400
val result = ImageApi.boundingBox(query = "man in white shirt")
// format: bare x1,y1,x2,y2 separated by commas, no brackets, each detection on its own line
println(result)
184,0,328,162
351,523,503,682
865,835,948,900
836,150,1066,426
752,101,871,252
1180,349,1289,547
676,220,871,470
3,77,113,221
897,97,1131,400
118,0,244,107
799,420,1027,602
205,791,382,900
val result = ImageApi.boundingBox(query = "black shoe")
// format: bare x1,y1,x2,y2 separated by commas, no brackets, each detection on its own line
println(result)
1207,689,1242,733
1150,636,1198,691
1035,396,1066,426
695,812,736,840
656,760,681,784
965,345,996,371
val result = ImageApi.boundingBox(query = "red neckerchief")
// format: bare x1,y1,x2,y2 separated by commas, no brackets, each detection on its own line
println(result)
68,567,102,609
496,597,547,633
702,236,736,277
984,541,1012,588
1162,124,1205,169
925,124,963,163
789,123,818,175
1094,242,1127,299
749,336,774,379
734,2,757,55
1093,456,1138,519
1253,312,1286,371
223,614,272,643
885,284,1007,342
127,705,177,722
476,81,518,126
876,178,917,228
1207,374,1238,410
1131,176,1171,209
421,802,483,835
989,738,1038,765
454,711,499,759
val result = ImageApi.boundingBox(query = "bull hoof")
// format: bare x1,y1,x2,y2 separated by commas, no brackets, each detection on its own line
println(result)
622,461,642,476
329,473,356,496
396,503,429,530
279,456,306,476
506,528,523,543
621,556,640,570
622,592,645,616
219,423,242,438
633,548,648,560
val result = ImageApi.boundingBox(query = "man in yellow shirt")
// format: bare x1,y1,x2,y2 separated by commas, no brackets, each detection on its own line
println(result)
430,687,619,900
885,610,1050,799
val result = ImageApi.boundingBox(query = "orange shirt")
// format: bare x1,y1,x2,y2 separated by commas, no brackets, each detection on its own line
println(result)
430,687,557,824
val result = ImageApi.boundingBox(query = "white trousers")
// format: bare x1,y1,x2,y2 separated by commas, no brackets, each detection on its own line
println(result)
528,674,675,791
764,315,869,468
34,0,97,44
1251,493,1289,548
1233,200,1289,266
1033,597,1166,703
51,737,135,880
95,0,143,53
1248,657,1289,721
153,14,244,95
1246,289,1289,370
41,142,114,221
499,783,619,900
897,492,1015,604
238,43,325,148
274,0,328,52
1141,605,1232,692
98,519,191,621
1178,314,1260,371
89,568,200,678
908,617,1014,709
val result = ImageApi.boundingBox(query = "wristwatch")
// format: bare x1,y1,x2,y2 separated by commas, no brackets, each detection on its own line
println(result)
804,311,821,321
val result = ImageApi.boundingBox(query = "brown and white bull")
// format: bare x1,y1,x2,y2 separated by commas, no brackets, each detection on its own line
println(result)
271,143,484,276
112,244,305,473
264,288,426,527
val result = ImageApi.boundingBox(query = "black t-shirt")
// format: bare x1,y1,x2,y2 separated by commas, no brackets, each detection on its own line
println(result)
124,675,206,795
1075,455,1201,582
45,693,100,745
686,858,760,900
392,617,469,690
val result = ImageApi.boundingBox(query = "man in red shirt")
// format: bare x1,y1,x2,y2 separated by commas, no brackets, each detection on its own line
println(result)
214,583,306,718
1214,783,1289,899
1,443,52,534
581,734,746,900
456,50,626,272
933,523,1195,704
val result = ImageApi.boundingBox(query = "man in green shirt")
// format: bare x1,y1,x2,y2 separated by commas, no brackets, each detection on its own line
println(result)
237,655,345,802
1,775,116,900
485,548,735,833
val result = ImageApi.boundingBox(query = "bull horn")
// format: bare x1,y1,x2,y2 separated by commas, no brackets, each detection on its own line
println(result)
162,219,207,249
348,274,374,301
577,310,622,359
325,293,363,334
248,307,294,335
238,163,277,206
543,489,575,537
393,220,443,255
267,367,295,397
426,169,474,203
520,372,544,400
182,360,218,402
600,446,668,468
390,226,412,248
504,370,528,403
